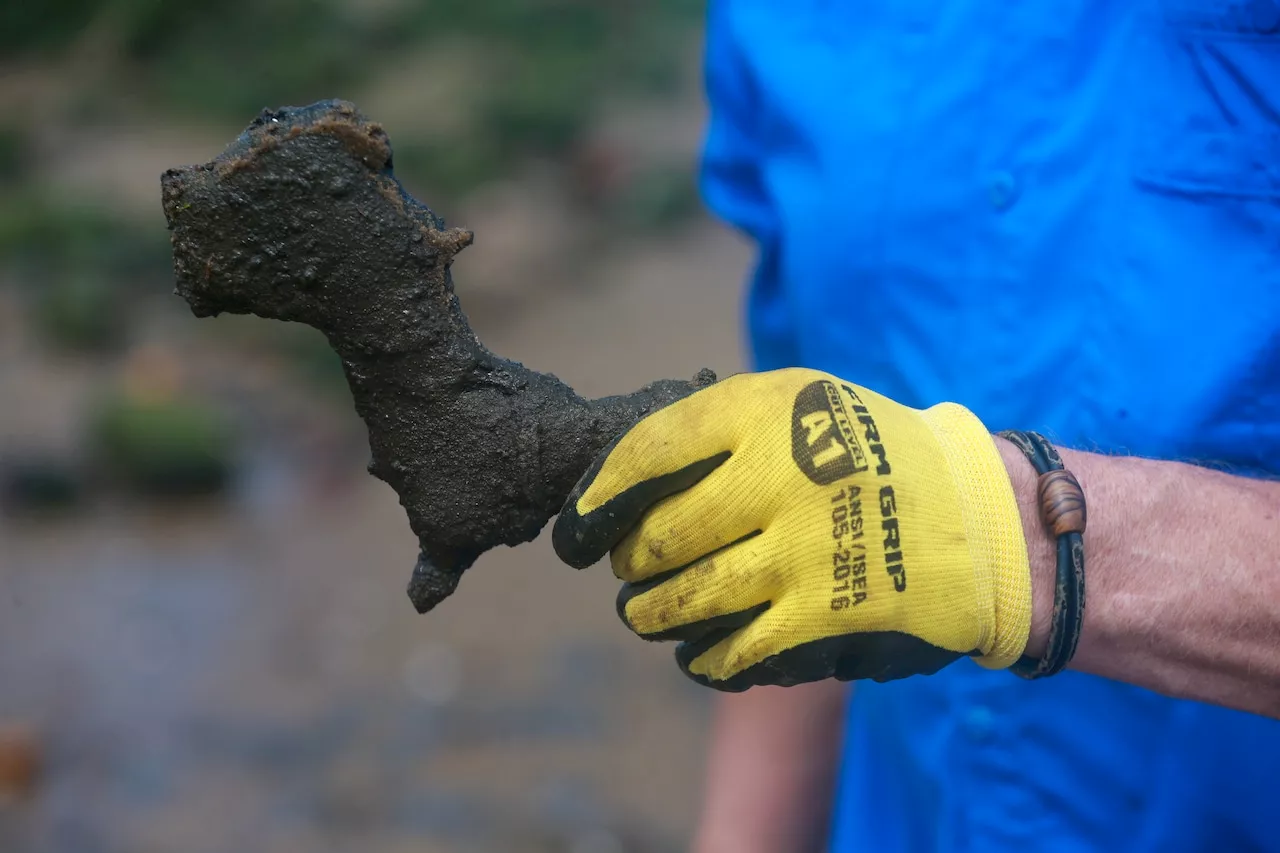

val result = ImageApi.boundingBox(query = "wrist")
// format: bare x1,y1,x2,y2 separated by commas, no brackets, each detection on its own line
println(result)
994,436,1056,660
919,404,1033,667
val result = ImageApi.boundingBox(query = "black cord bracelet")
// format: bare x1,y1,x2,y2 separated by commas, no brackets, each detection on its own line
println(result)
997,430,1086,679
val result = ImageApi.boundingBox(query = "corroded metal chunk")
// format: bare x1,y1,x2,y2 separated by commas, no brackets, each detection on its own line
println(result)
162,100,714,613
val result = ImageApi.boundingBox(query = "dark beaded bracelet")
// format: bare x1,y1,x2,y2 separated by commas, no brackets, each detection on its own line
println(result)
998,430,1086,679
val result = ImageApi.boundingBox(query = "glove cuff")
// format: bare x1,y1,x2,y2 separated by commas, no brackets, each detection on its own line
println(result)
919,403,1032,669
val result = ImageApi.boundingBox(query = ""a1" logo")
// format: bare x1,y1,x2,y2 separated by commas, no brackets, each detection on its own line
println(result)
791,380,869,485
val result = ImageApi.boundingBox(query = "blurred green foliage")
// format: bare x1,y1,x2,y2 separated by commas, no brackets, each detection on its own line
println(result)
2,0,702,356
0,125,27,184
0,454,84,514
2,0,703,501
611,165,702,230
1,194,169,352
395,0,700,194
35,272,126,352
277,324,351,396
0,195,166,276
0,0,99,54
4,0,699,199
89,393,235,496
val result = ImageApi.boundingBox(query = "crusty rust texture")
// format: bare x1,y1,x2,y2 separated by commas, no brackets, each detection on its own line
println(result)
161,100,714,613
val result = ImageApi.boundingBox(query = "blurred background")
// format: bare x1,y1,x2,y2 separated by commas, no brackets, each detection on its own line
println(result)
0,2,752,850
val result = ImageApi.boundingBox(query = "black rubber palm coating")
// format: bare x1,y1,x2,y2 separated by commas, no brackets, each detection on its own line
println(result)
161,100,715,613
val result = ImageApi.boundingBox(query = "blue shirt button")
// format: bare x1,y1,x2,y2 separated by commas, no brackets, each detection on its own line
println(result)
988,171,1019,210
963,705,996,742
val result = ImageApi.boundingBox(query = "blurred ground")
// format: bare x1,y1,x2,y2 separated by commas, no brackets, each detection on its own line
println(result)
0,4,754,851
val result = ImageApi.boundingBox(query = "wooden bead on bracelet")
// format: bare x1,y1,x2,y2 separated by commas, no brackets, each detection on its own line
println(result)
998,429,1086,680
1037,469,1087,537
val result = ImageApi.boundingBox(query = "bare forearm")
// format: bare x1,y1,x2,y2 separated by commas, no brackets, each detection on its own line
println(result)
695,682,847,853
999,439,1280,716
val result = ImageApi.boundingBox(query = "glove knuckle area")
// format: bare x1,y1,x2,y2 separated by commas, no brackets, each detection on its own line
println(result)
574,373,766,518
682,607,793,686
553,446,730,569
608,457,771,582
587,366,813,518
555,373,787,570
618,534,774,637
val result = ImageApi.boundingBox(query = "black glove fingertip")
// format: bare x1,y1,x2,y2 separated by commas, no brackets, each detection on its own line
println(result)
618,575,770,643
552,449,731,569
675,636,757,692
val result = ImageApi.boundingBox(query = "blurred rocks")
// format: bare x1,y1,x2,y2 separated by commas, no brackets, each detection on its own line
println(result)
569,828,626,853
34,273,127,354
0,724,41,803
0,452,83,515
402,644,462,708
86,347,235,498
87,392,234,498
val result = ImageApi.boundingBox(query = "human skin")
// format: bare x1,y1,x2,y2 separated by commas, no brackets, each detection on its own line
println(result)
692,682,847,853
692,438,1280,852
1000,439,1280,717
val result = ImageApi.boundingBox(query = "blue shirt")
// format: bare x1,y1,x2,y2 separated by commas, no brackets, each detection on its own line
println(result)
700,2,1280,851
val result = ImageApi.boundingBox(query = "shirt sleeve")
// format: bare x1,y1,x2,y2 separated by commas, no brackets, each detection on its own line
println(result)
698,2,800,371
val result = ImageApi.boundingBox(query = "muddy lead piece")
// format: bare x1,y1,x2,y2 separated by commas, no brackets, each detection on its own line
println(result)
161,100,715,613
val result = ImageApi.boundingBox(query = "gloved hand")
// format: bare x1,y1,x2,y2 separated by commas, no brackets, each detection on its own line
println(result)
552,368,1032,691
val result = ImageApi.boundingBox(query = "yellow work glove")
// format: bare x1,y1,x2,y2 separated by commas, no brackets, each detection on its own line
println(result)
552,368,1032,691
